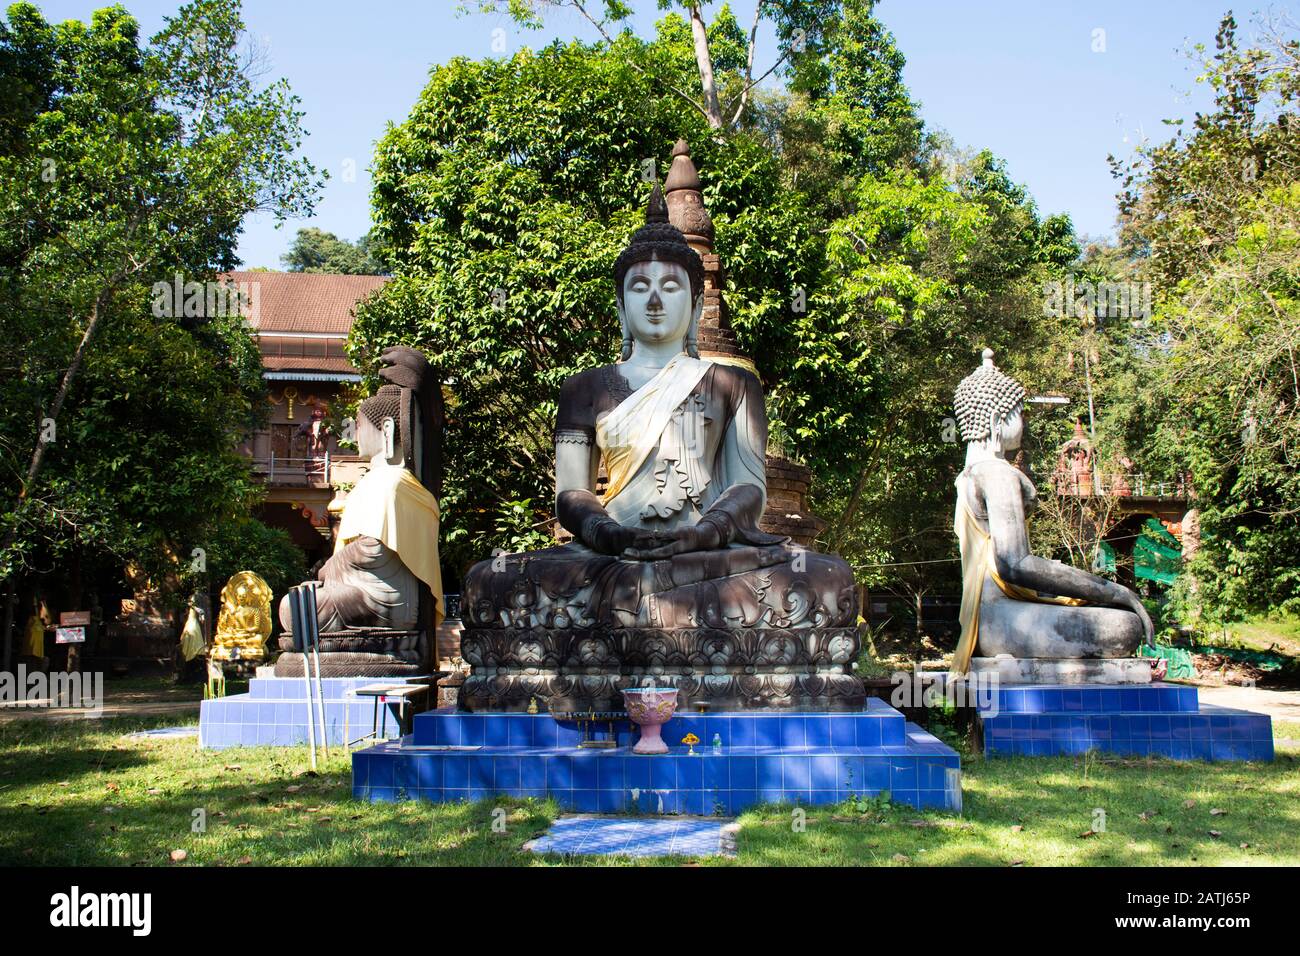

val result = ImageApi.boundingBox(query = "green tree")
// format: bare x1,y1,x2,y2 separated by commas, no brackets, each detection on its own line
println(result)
0,0,320,658
1107,12,1300,622
281,227,388,274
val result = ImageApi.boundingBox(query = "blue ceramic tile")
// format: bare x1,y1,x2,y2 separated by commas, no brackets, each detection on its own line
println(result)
597,756,625,791
534,719,558,749
443,756,469,789
856,719,882,748
650,758,676,790
484,717,509,747
804,716,831,747
520,757,546,790
626,757,652,790
731,717,756,748
597,789,627,813
830,717,856,748
677,756,703,790
468,757,494,790
811,755,838,790
755,718,782,748
780,717,807,748
546,757,572,790
862,758,890,791
703,757,728,790
730,756,756,789
783,756,811,791
417,756,443,790
571,756,598,790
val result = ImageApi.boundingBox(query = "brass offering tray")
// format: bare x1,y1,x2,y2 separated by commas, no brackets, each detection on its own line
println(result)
547,706,629,750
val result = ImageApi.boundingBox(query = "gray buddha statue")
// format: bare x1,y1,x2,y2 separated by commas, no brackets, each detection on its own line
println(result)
460,186,862,711
950,349,1153,674
274,346,444,678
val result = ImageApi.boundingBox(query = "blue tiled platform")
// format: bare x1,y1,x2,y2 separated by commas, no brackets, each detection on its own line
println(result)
352,698,962,814
199,675,431,749
978,682,1274,761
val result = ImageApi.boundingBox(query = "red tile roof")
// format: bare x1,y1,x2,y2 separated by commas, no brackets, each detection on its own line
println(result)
222,271,388,335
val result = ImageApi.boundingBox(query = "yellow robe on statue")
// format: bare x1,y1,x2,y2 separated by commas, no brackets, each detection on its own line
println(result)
336,463,445,626
951,482,1084,676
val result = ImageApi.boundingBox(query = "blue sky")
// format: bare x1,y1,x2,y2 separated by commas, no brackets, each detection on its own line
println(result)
32,0,1295,268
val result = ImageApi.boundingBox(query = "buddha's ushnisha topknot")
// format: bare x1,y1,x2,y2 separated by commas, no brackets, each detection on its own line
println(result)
954,348,1026,443
613,181,705,303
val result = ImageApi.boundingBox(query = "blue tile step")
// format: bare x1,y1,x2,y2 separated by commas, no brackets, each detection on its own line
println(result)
411,696,908,749
353,704,962,814
199,675,433,750
979,683,1274,762
985,682,1200,715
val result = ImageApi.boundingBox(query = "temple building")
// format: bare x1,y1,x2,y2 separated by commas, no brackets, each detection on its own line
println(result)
227,271,387,567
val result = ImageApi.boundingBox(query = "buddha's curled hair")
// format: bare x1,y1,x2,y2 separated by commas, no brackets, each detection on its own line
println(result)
954,349,1026,443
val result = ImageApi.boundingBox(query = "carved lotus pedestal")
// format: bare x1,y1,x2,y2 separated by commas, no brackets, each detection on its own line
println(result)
272,627,428,678
457,625,866,713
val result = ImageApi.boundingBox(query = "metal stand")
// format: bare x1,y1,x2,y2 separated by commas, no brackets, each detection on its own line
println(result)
288,584,321,770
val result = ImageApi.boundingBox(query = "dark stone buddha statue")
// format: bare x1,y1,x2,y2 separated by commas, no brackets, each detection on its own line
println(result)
459,186,863,711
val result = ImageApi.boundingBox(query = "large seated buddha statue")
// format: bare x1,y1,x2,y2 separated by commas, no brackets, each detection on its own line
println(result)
460,187,863,712
950,349,1153,675
274,346,444,678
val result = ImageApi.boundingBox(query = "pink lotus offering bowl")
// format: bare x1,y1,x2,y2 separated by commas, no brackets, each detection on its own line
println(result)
621,686,679,755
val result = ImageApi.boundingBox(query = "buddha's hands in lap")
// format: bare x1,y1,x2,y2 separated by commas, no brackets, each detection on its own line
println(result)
621,522,724,560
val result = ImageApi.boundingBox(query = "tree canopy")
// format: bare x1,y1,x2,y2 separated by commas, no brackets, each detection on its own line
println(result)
0,0,318,629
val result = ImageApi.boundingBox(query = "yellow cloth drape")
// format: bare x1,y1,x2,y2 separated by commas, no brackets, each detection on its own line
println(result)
21,614,45,657
951,490,1084,675
597,354,713,506
180,605,207,661
706,355,761,380
336,463,444,625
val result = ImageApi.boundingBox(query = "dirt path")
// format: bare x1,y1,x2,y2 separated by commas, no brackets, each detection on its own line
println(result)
0,680,202,723
1194,683,1300,725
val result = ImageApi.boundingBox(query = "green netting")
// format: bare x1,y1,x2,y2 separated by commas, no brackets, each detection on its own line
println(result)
1140,643,1197,680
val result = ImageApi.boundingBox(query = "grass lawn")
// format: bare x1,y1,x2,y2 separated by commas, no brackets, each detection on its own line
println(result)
1,711,1296,866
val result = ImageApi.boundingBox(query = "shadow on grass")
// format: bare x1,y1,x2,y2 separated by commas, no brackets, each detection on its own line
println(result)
3,714,1297,866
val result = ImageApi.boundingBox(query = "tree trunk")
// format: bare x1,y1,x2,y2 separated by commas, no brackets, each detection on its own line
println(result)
688,3,725,128
0,295,108,560
2,580,14,674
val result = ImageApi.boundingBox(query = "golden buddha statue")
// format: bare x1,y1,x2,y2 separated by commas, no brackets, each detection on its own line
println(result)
210,571,273,664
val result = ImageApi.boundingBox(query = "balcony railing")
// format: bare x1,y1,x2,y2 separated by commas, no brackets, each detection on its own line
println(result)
250,452,330,486
1054,473,1188,499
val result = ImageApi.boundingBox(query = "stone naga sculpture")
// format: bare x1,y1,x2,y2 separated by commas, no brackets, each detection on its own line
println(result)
460,185,861,711
274,346,444,677
950,349,1153,674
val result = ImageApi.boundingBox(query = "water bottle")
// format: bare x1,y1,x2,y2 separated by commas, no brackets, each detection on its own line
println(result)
712,733,723,755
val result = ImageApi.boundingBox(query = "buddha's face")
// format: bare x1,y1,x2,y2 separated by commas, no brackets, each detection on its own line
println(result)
357,413,397,462
619,257,695,350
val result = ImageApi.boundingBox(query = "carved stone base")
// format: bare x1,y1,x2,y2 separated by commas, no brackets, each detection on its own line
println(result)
968,655,1154,685
458,626,865,712
272,628,427,678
